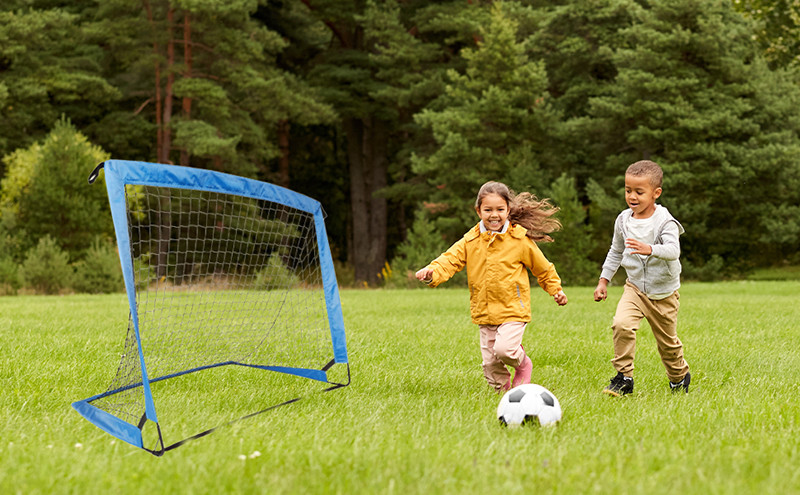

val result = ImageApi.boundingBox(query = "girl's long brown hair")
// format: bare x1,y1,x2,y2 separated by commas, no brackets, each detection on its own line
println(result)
475,181,561,243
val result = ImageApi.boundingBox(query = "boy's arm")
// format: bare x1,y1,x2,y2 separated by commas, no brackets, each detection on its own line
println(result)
595,215,624,301
599,215,625,282
423,237,468,288
650,221,681,260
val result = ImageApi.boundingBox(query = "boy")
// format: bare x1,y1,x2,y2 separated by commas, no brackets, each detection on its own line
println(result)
593,160,691,396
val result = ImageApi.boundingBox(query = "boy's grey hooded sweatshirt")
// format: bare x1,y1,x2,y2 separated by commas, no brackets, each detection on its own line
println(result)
600,205,685,297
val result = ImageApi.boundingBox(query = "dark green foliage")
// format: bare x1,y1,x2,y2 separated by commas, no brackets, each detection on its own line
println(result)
72,237,123,294
388,207,466,288
584,0,800,273
0,6,120,161
19,235,72,294
2,0,800,290
412,2,558,239
734,0,800,69
252,254,301,290
12,118,112,259
541,175,597,286
127,187,302,285
0,257,20,295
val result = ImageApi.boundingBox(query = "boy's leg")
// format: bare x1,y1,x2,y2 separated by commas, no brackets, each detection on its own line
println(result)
479,325,511,392
643,291,689,382
611,282,645,377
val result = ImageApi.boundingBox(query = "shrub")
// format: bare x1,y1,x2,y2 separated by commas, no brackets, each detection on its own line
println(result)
541,174,598,286
19,235,72,294
387,208,466,288
252,254,300,290
72,238,124,294
682,255,725,282
0,257,20,295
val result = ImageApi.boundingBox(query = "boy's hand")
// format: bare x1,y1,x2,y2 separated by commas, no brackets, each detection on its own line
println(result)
625,238,652,256
554,290,568,306
594,279,609,301
415,267,433,282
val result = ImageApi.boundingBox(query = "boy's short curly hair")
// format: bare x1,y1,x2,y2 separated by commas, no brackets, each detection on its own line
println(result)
626,160,663,188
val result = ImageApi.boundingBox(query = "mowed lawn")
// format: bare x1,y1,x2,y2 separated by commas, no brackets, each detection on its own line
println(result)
1,281,799,494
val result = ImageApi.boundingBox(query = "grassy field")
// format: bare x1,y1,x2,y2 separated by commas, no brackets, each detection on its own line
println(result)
1,281,799,494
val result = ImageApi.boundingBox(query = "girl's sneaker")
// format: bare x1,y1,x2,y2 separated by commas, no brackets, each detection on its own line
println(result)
511,355,532,388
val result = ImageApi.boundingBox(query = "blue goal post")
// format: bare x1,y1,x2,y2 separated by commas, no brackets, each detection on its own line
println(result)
72,160,349,455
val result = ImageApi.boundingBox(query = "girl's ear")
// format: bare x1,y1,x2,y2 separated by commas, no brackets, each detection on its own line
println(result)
475,206,482,218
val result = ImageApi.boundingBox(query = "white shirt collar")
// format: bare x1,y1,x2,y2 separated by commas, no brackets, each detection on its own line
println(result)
480,219,510,234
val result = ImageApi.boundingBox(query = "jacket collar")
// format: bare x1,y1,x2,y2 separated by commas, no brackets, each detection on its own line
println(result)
465,222,528,241
479,219,510,234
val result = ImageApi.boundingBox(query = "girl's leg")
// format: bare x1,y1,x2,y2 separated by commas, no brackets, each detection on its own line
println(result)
493,321,531,387
479,325,511,392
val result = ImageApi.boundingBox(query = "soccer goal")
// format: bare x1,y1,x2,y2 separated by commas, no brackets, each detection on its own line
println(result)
73,160,349,456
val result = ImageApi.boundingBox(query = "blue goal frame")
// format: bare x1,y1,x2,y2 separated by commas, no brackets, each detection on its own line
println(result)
72,160,349,454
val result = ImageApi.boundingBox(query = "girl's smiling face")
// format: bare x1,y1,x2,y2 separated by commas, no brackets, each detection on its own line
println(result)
476,193,509,231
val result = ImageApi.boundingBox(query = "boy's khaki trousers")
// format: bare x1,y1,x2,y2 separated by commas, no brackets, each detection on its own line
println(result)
479,321,526,392
612,281,689,382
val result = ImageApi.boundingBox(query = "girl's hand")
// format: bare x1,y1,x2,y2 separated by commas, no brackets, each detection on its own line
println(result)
625,238,652,256
553,290,568,306
415,267,433,282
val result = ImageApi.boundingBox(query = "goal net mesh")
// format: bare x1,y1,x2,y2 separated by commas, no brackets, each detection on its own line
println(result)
74,161,348,452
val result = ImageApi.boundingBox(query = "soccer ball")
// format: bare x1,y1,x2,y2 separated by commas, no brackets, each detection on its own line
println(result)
497,384,562,427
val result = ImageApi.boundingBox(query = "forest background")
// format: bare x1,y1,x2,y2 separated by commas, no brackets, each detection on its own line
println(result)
1,0,800,294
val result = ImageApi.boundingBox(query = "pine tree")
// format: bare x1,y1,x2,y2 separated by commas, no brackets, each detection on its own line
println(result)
7,118,112,259
412,2,558,239
587,0,800,271
0,5,119,162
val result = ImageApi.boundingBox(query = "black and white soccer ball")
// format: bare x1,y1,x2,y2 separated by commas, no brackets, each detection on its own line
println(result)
497,384,562,427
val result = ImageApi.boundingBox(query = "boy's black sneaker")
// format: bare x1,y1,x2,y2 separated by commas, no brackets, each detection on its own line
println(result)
603,372,633,396
670,372,691,393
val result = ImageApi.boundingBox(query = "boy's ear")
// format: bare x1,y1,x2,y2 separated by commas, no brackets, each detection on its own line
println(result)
654,187,663,199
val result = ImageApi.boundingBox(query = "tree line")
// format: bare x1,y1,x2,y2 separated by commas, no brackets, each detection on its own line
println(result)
1,0,799,294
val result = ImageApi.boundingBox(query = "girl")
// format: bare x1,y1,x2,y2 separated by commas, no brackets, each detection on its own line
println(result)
416,181,568,393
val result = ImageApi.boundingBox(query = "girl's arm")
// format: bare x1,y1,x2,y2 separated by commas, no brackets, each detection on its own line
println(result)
524,240,563,297
418,237,468,288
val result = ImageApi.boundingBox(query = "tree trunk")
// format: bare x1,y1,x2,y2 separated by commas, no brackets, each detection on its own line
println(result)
369,117,388,282
180,11,192,166
160,7,175,164
344,116,388,286
278,119,290,187
143,0,162,161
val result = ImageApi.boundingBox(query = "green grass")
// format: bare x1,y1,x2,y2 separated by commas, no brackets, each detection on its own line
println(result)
2,282,800,494
748,265,800,281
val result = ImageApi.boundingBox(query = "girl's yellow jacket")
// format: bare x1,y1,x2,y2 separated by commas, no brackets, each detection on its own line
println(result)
426,223,562,325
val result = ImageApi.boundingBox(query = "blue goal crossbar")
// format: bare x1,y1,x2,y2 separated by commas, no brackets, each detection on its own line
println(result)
72,160,349,453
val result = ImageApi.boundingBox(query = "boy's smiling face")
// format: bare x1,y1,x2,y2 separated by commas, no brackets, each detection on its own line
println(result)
625,174,662,218
476,193,509,231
